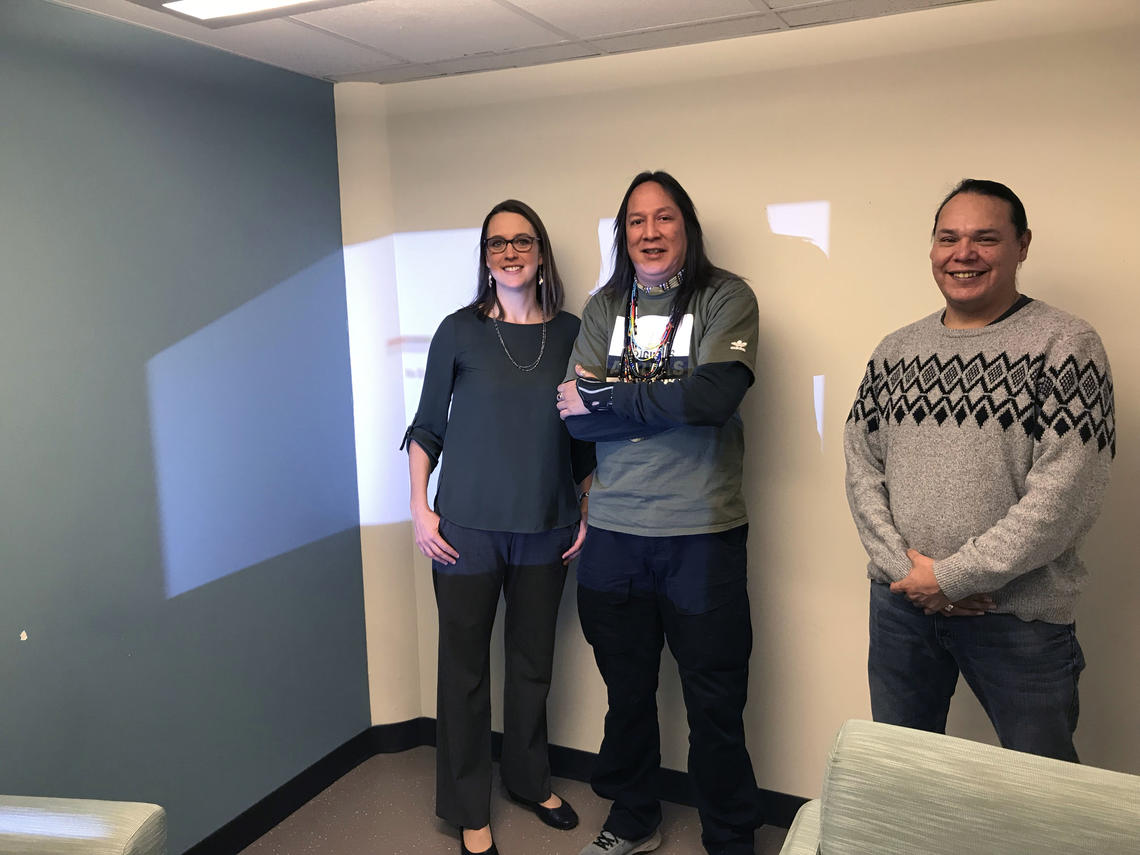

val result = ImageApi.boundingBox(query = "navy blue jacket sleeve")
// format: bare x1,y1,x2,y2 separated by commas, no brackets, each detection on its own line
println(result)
612,361,752,428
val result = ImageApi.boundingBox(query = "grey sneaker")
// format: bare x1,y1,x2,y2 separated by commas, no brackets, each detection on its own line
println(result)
578,829,662,855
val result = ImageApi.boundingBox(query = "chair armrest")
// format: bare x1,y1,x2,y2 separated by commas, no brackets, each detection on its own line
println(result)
778,798,820,855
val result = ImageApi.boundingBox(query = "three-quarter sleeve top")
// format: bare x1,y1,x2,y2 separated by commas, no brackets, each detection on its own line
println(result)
404,307,595,533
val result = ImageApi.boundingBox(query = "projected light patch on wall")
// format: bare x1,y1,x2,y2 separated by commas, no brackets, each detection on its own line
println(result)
814,374,826,450
766,200,830,257
147,254,359,598
345,234,402,529
347,228,480,528
596,217,616,291
392,229,482,424
765,201,831,450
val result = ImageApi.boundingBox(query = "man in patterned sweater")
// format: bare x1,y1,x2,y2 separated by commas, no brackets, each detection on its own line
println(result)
844,179,1115,761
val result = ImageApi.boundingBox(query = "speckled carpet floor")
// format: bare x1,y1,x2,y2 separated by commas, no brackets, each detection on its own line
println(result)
240,746,788,855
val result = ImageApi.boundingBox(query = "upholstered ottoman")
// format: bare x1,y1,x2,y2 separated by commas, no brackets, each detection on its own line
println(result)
0,796,165,855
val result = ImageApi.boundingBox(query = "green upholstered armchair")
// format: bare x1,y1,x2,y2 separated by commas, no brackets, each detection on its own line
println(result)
781,719,1140,855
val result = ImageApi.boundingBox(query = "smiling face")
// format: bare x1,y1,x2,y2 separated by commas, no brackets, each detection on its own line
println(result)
485,211,542,295
930,192,1031,327
625,181,688,287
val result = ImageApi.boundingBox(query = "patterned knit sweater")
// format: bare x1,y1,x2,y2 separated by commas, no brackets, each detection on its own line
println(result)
844,299,1115,623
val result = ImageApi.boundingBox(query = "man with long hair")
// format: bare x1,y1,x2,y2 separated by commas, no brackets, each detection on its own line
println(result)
557,171,761,855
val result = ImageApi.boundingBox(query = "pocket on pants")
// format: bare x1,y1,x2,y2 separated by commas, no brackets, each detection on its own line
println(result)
669,593,754,671
577,579,636,654
664,525,748,616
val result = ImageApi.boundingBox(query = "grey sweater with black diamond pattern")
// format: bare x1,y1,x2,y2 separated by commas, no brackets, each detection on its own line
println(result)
844,299,1115,624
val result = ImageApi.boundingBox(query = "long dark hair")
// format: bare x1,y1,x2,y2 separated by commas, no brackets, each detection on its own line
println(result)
933,178,1029,238
601,171,732,327
470,199,564,320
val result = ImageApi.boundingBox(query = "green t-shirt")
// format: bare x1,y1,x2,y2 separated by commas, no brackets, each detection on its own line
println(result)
568,274,759,536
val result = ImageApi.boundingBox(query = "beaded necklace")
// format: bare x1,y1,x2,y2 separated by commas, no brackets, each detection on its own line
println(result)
619,270,683,382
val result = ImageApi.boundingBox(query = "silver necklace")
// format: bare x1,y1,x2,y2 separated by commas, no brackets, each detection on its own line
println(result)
491,316,547,371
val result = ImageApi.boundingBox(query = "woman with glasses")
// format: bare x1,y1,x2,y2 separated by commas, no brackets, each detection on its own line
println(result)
403,199,594,855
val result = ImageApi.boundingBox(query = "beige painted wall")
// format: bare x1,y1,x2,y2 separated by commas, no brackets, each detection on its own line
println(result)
340,0,1140,799
335,84,424,725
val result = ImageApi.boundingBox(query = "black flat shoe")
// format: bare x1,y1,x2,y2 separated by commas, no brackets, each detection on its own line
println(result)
460,835,498,855
506,790,579,830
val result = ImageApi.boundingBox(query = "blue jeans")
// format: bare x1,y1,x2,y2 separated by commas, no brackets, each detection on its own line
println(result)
868,581,1085,762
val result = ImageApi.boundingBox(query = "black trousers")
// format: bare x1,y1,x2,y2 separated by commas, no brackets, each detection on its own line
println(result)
432,518,575,829
576,525,760,855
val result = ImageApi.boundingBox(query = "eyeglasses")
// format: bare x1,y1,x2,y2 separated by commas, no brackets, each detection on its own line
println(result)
485,235,540,254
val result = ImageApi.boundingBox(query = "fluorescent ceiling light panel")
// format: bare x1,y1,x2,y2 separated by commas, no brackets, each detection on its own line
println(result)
163,0,323,20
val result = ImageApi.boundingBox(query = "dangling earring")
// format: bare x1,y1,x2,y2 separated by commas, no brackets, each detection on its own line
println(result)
488,271,495,288
537,265,545,289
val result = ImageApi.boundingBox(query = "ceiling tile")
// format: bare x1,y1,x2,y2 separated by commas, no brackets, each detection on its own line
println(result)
293,0,565,63
591,14,783,55
509,0,758,39
335,64,440,84
210,18,399,77
423,42,602,76
764,0,839,8
48,0,1005,85
777,0,933,26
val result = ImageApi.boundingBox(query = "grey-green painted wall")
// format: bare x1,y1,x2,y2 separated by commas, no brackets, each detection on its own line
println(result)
0,2,369,851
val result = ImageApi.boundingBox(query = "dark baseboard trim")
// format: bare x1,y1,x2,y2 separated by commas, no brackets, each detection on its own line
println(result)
543,742,804,828
366,715,436,754
183,726,381,855
185,718,806,854
501,729,805,828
